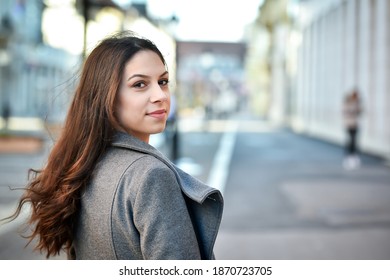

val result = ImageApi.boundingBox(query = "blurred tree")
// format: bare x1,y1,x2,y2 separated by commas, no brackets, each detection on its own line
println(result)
257,0,291,32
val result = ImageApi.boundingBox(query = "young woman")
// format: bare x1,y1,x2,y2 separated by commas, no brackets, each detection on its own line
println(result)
342,89,363,169
8,31,223,260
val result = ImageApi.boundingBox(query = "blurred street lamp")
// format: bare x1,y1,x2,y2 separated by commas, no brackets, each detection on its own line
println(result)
161,13,180,161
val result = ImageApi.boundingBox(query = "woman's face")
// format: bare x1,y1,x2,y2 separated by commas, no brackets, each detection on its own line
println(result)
116,50,170,143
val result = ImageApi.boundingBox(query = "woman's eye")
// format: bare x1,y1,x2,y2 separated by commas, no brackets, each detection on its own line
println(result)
159,79,169,86
133,81,146,88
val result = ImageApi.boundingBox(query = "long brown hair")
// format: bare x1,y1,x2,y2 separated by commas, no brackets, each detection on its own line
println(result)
6,31,166,258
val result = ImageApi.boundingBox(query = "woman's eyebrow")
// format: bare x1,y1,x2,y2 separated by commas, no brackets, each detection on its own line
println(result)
127,71,169,81
127,74,148,81
160,71,169,77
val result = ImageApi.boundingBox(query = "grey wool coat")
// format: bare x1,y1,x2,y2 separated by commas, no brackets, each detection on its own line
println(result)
73,131,224,260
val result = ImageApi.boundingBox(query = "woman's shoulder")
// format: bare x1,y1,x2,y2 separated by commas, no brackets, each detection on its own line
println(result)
93,145,172,186
104,146,175,182
116,151,180,203
105,147,178,201
130,152,173,175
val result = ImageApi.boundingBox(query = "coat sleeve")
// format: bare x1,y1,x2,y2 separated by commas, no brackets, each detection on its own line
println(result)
132,161,202,260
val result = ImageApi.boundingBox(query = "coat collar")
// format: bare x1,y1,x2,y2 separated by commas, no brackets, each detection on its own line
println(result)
111,132,222,204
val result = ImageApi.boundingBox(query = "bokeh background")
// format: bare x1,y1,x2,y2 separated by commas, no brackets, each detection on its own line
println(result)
0,0,389,260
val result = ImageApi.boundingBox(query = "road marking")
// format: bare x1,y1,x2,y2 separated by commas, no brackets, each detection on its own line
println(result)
175,157,203,177
207,120,238,194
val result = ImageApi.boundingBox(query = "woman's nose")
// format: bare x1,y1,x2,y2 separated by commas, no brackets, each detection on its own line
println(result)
150,84,168,102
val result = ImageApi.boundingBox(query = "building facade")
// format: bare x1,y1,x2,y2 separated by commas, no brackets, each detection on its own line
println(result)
0,0,79,129
291,0,390,161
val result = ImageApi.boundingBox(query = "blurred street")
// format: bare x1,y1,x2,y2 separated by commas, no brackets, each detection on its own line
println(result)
1,113,390,260
1,0,390,265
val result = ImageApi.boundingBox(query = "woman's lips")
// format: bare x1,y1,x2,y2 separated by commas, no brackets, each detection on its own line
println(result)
147,109,167,119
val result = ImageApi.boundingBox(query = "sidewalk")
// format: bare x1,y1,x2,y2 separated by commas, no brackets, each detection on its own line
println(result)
0,117,59,154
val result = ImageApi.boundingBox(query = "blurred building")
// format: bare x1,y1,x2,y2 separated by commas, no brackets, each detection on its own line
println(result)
0,0,80,129
176,41,247,118
289,0,390,161
246,0,390,161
